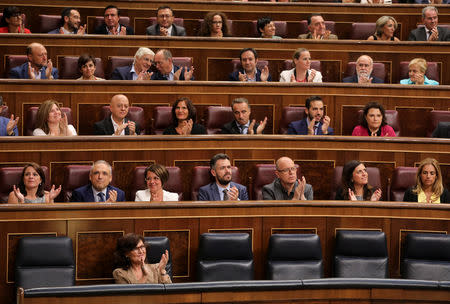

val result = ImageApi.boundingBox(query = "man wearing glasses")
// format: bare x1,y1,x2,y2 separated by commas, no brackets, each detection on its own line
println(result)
262,157,313,200
146,6,186,36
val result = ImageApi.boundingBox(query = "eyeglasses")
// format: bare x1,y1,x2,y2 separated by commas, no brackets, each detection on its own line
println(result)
133,245,146,252
277,165,299,174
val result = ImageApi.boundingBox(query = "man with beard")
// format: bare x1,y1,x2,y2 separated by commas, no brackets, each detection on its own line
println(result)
198,153,248,201
287,96,334,135
221,98,267,134
48,8,85,34
111,47,154,80
9,42,58,79
343,55,383,84
262,156,313,200
229,48,271,82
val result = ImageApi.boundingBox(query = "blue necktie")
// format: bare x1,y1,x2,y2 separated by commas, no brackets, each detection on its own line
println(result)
97,192,105,202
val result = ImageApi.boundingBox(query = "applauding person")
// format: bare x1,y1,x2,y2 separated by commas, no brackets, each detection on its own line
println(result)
298,14,337,40
279,48,322,83
163,97,206,135
229,48,271,82
152,49,194,81
135,164,178,202
9,43,58,80
400,58,439,85
288,96,334,135
33,100,77,136
352,101,396,137
0,6,31,33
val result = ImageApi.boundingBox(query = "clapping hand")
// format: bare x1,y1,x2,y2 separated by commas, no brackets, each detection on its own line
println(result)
370,188,382,201
307,69,317,82
6,114,19,135
106,189,118,202
260,65,270,82
48,185,62,202
226,186,239,200
12,185,25,203
293,176,306,200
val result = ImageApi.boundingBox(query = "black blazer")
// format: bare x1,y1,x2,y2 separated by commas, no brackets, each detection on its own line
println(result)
408,26,450,41
93,115,140,135
94,24,134,35
342,74,384,83
221,121,260,134
146,24,186,36
151,65,193,81
403,187,450,203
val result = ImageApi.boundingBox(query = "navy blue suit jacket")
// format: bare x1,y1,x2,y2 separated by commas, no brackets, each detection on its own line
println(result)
71,184,125,202
197,182,248,201
342,74,383,84
9,62,59,79
229,68,272,82
151,65,193,80
287,118,334,135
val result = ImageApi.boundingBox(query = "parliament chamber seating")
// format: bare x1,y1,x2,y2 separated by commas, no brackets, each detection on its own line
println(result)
37,14,60,33
330,166,381,200
151,106,172,135
198,19,234,36
356,109,401,136
388,166,417,201
266,234,323,280
25,106,73,136
401,233,450,281
0,166,50,203
197,233,253,282
61,165,91,202
251,164,302,200
91,16,130,34
344,61,387,83
15,236,75,289
230,59,269,74
333,230,388,278
4,55,27,78
298,20,336,35
205,106,233,134
131,166,183,201
58,56,104,80
350,23,376,40
144,236,173,279
190,166,241,201
427,110,450,137
148,17,184,28
279,106,306,134
250,20,287,38
399,61,439,83
101,105,146,135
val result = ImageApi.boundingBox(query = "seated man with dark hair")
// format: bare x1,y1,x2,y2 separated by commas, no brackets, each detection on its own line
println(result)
94,5,134,35
152,49,194,81
221,97,267,135
48,7,85,34
288,96,334,135
9,42,58,79
298,14,338,40
146,6,186,36
229,48,271,82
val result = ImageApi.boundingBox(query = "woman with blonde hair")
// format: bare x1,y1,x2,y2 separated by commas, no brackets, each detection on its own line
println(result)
33,100,77,136
367,16,400,41
400,58,439,85
279,48,322,83
403,158,449,203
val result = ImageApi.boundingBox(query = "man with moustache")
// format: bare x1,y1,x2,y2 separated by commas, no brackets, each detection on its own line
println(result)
262,156,313,200
9,42,58,79
343,55,383,84
111,47,154,80
221,98,267,134
197,153,248,201
48,7,86,34
287,96,334,135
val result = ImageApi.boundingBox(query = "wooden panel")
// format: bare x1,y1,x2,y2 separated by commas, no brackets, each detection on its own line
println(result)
295,160,335,201
112,160,154,202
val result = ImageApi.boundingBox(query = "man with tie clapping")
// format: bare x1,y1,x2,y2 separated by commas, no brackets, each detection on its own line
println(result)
221,98,267,135
287,96,334,135
408,6,450,41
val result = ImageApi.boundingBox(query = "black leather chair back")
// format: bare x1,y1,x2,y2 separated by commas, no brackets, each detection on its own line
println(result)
334,230,388,278
197,233,253,282
267,234,323,280
15,236,75,289
144,236,173,279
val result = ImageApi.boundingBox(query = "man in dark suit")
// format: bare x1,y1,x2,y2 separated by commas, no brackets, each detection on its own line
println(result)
229,48,271,82
71,160,125,202
48,7,86,35
342,55,383,84
221,97,267,134
288,96,334,135
94,5,134,35
198,154,248,201
146,6,186,37
9,43,58,79
151,49,194,81
408,6,450,41
110,47,154,80
94,94,141,135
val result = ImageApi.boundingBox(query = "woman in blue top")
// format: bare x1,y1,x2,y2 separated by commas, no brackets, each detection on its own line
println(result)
400,58,439,85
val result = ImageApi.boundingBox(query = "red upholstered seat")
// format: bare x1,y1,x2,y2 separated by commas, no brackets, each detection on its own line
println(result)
37,14,60,33
357,109,401,136
59,56,104,79
251,20,287,38
331,166,381,200
152,106,172,135
344,62,387,83
131,166,183,201
148,17,184,27
101,105,145,135
61,165,91,202
351,23,376,40
173,57,193,68
205,106,233,134
108,56,133,79
399,61,439,83
25,107,73,136
4,55,27,78
298,20,336,35
279,107,306,134
388,167,418,201
191,166,241,201
427,110,450,137
282,60,321,72
0,166,50,203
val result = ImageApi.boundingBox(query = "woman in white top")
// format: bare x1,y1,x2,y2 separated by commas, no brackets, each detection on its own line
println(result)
32,100,77,136
135,164,179,202
279,48,322,83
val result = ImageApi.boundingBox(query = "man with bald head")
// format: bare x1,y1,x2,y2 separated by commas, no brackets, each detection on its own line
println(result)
262,156,313,200
9,43,58,79
151,49,194,81
342,55,383,84
93,94,141,135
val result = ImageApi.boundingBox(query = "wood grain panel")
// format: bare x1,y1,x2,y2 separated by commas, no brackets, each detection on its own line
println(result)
112,161,155,202
295,160,335,201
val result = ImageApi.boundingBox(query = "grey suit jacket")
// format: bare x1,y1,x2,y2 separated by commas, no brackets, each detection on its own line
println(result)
408,26,450,41
146,24,186,36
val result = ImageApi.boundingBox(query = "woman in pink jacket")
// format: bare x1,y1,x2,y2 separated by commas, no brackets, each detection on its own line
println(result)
352,101,396,137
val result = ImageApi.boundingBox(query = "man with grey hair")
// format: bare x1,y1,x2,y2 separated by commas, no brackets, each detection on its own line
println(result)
342,55,383,84
408,6,450,41
151,49,194,80
111,47,155,80
221,97,267,134
71,160,125,202
0,96,19,136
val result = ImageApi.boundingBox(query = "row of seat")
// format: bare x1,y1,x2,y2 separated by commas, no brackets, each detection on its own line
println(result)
3,54,441,83
14,231,450,290
0,163,427,203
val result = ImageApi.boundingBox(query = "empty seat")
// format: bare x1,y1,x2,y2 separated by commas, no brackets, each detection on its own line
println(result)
101,105,145,135
144,236,173,279
205,106,233,134
152,106,172,135
427,110,450,137
331,166,381,200
298,20,336,35
25,106,73,136
279,106,306,134
108,56,133,79
357,109,400,136
267,234,323,280
252,164,277,200
402,233,450,281
15,236,75,289
334,230,388,278
191,166,241,201
5,55,27,78
172,57,193,68
62,165,91,202
388,167,418,201
282,60,321,72
59,56,105,79
251,20,287,38
351,23,376,40
197,233,253,281
131,166,183,200
399,61,439,83
0,166,49,203
37,14,60,33
344,62,387,83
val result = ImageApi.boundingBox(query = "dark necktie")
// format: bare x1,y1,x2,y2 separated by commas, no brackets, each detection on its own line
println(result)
97,192,105,202
223,189,229,201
